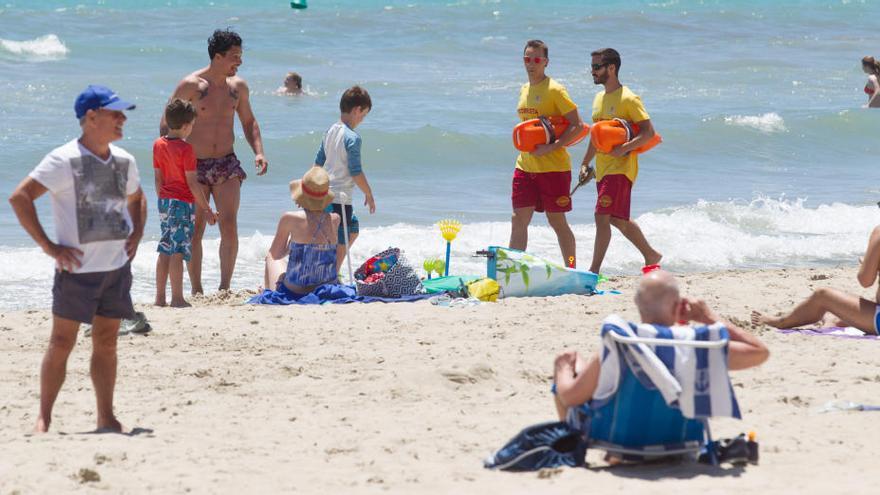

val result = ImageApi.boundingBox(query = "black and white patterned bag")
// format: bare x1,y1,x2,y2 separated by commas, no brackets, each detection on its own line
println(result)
355,247,424,298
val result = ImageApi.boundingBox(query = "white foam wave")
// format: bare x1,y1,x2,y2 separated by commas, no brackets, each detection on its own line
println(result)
0,34,69,61
0,198,876,310
723,112,787,133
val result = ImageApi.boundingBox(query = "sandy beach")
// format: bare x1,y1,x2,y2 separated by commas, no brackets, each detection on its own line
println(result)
1,266,878,494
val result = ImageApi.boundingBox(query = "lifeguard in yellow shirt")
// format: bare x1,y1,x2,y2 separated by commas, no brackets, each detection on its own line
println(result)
510,39,583,268
579,48,662,274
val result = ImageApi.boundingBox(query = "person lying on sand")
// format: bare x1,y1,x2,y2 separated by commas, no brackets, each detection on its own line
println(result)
553,270,769,420
752,226,880,335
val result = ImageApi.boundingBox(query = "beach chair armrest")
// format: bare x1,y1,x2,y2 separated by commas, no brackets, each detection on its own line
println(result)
606,331,728,349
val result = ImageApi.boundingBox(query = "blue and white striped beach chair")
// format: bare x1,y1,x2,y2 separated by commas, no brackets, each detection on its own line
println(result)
566,315,741,465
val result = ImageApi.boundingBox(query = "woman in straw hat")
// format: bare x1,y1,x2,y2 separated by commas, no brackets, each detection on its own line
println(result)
264,166,341,294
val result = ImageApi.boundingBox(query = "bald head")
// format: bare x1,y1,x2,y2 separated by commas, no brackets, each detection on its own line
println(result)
635,270,680,325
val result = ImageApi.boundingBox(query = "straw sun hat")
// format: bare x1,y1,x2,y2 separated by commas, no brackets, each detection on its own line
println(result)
289,166,335,211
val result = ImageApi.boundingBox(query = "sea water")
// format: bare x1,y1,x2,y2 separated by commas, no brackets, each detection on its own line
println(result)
1,0,879,309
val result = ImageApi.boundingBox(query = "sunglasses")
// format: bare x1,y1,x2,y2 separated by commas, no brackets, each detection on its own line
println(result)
591,63,609,71
523,56,545,64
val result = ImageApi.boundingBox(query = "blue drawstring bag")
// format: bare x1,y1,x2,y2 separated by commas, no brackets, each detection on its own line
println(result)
484,421,586,471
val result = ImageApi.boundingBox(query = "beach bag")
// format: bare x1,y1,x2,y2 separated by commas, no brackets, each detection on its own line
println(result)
466,278,501,302
355,247,424,298
484,421,586,471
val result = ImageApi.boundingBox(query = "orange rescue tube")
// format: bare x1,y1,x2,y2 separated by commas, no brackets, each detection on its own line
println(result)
590,118,662,154
512,116,590,153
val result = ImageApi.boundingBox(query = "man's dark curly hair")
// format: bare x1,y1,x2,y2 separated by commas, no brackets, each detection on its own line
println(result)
208,29,242,60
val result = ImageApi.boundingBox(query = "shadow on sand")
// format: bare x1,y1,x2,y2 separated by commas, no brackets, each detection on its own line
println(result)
590,460,747,480
75,427,155,437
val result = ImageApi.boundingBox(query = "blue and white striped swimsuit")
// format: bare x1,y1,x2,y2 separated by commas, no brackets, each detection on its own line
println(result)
283,213,337,291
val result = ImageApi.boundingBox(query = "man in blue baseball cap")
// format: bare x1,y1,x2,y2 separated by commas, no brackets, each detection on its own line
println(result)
8,84,146,433
74,84,136,120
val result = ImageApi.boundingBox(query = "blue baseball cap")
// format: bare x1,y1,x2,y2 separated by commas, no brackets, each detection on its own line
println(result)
74,85,136,119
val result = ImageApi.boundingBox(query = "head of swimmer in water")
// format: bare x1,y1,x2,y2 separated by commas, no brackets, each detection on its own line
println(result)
591,48,621,86
208,29,243,77
523,40,549,81
863,56,880,76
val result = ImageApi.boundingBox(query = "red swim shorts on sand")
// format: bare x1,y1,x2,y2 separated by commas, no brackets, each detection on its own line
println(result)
511,169,572,213
595,174,633,220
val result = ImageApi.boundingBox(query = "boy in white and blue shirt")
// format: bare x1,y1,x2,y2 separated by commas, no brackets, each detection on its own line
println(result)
314,85,376,269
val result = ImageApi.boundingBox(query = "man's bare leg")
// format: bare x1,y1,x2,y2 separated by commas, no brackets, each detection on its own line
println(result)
589,213,613,273
36,316,80,432
169,253,190,307
610,217,662,267
546,211,576,267
336,232,358,272
187,182,211,295
155,254,170,306
213,179,241,291
509,207,535,251
751,288,878,334
90,315,122,432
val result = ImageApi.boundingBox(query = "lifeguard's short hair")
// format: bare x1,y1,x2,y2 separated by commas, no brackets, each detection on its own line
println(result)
524,39,548,57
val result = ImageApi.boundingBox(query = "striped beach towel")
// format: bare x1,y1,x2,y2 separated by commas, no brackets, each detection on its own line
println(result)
595,315,741,419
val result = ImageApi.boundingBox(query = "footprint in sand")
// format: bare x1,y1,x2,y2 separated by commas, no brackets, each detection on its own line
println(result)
442,371,476,384
442,366,496,384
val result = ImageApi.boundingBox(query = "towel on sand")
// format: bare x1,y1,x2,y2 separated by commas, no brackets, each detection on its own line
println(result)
248,283,433,305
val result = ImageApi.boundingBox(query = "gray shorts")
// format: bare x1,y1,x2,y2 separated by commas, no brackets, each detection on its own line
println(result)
52,263,135,324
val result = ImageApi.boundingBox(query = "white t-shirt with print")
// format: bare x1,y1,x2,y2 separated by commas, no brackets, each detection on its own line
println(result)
29,139,141,274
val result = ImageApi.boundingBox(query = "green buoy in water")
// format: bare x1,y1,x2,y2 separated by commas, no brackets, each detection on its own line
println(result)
291,0,308,9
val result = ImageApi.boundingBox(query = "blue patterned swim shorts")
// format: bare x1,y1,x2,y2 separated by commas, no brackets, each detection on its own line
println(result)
157,198,195,261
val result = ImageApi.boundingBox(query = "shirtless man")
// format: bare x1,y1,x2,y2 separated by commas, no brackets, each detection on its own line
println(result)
161,29,268,293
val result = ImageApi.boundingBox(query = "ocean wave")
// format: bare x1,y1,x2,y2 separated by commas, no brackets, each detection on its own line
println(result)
723,112,787,133
0,197,875,310
0,34,69,61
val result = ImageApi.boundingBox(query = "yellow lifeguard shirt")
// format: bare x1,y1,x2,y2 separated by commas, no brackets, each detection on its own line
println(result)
515,77,577,173
591,86,650,183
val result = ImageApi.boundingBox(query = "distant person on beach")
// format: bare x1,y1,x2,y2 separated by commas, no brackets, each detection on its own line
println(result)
264,166,340,293
510,39,582,268
161,28,268,294
153,99,217,308
278,71,303,95
313,85,376,269
752,226,880,335
553,270,769,419
8,85,146,433
863,56,880,108
579,48,662,274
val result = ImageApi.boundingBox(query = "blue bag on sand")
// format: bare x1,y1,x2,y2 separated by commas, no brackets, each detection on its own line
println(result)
483,421,586,471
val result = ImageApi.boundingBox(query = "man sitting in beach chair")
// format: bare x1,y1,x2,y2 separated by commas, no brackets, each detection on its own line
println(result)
552,270,769,463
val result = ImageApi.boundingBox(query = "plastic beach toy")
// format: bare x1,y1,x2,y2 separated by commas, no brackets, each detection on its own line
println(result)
422,257,446,279
437,219,461,277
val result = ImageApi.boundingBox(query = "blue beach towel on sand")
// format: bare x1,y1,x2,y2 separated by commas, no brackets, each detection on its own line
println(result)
249,283,433,305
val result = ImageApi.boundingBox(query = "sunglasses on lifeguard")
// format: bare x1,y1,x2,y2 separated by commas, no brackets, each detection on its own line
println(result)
523,56,545,64
591,63,608,71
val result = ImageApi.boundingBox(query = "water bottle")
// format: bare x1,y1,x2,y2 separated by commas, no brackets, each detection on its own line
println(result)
747,431,759,464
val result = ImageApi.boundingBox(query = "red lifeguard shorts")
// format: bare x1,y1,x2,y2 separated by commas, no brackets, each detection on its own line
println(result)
595,174,633,220
511,169,572,213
